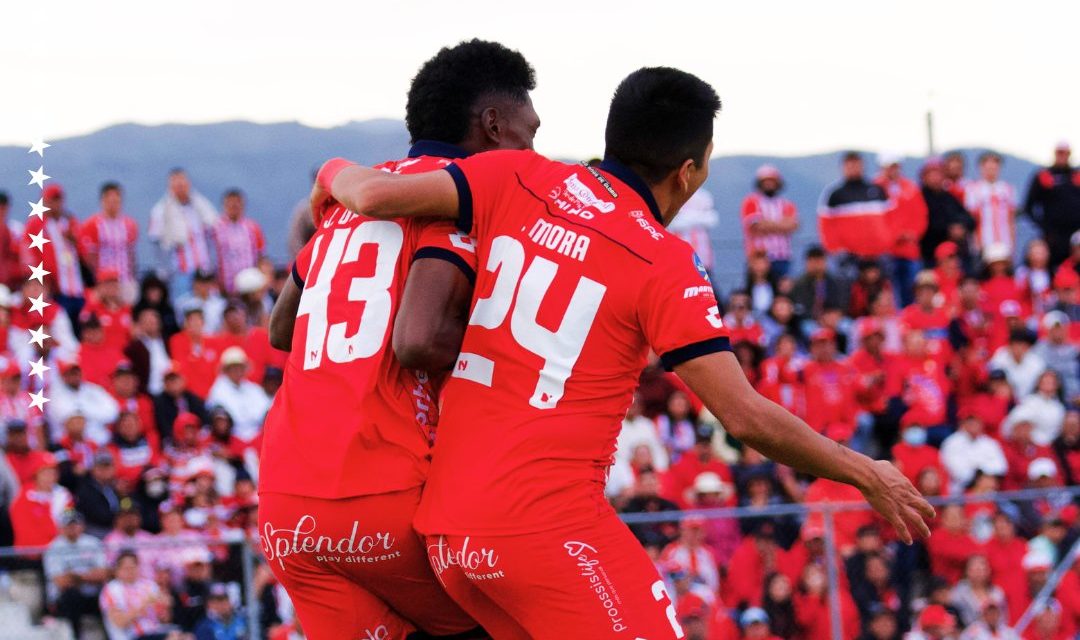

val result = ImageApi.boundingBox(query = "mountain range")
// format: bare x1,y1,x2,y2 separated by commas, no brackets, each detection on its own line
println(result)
0,121,1046,290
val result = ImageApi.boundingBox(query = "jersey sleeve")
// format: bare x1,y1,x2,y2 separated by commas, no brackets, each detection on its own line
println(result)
412,220,478,284
638,245,732,371
442,149,540,238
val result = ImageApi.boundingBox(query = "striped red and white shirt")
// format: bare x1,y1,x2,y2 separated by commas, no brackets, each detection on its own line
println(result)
99,578,166,638
740,191,798,260
212,217,265,293
965,179,1017,251
25,215,84,298
78,213,138,284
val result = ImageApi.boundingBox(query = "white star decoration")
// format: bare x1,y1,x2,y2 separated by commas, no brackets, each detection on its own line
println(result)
28,199,49,220
28,294,49,315
27,166,50,188
28,389,49,411
29,357,49,379
28,231,50,251
28,262,50,284
28,140,50,157
28,326,50,348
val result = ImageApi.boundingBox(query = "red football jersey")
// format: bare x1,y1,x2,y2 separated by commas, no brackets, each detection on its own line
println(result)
414,150,732,536
259,146,479,499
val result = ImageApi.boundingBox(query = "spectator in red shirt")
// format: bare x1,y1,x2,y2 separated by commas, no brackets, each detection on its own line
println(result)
849,318,896,452
876,153,929,308
757,333,805,419
168,309,222,399
801,328,858,433
981,242,1025,314
725,290,765,347
1053,409,1080,486
215,302,276,385
80,268,132,352
886,330,951,441
725,523,798,610
892,410,948,486
4,420,38,486
1001,419,1057,491
110,361,159,449
848,259,893,319
78,182,139,302
107,411,162,486
77,315,124,389
901,271,953,358
794,562,860,640
10,452,73,548
1056,558,1080,634
662,423,732,508
802,475,874,556
741,165,799,278
933,242,965,312
928,504,977,585
1017,238,1054,317
660,516,720,595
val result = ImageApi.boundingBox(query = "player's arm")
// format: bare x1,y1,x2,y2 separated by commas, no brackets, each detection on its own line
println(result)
268,268,303,351
312,159,459,223
673,351,935,544
393,259,472,371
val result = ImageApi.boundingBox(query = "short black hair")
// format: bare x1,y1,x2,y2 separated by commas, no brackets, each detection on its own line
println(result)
604,67,720,185
943,150,965,162
0,191,8,207
168,167,186,176
978,150,1003,165
806,245,827,259
223,188,244,200
842,151,862,163
405,39,536,145
100,182,122,198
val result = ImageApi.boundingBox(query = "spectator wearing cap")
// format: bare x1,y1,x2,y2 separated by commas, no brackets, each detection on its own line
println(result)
660,515,720,595
211,188,265,296
907,604,957,640
78,182,140,303
81,266,133,351
687,471,741,564
875,152,929,308
738,606,781,640
234,265,273,324
669,188,720,286
965,152,1019,256
1012,550,1054,626
43,509,107,636
78,313,126,388
153,366,210,448
10,451,74,547
206,346,270,444
102,498,156,575
46,357,119,446
99,550,175,640
192,582,247,640
124,307,171,395
1023,141,1080,269
1003,370,1066,448
4,419,41,486
108,411,163,486
848,259,894,319
800,328,858,434
980,242,1025,314
23,182,86,328
901,271,953,356
176,269,227,335
169,309,225,399
1032,311,1078,402
149,168,219,298
818,151,894,259
661,422,732,509
740,165,798,278
1050,266,1080,331
1016,239,1054,317
940,412,1008,493
1052,410,1080,486
920,157,976,269
76,450,120,538
989,328,1046,400
1000,416,1057,492
791,245,849,322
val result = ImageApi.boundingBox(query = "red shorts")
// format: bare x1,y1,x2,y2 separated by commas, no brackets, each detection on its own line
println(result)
425,514,685,640
259,488,481,640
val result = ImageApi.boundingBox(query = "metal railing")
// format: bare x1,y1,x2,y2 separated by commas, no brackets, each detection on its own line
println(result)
0,485,1075,640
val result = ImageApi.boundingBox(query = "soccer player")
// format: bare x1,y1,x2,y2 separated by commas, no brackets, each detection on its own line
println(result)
258,40,540,640
314,66,936,639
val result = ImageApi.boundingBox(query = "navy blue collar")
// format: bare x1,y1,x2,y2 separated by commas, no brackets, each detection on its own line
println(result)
597,158,664,224
408,140,470,160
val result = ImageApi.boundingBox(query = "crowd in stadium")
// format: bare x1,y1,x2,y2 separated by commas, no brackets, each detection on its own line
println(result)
0,139,1076,640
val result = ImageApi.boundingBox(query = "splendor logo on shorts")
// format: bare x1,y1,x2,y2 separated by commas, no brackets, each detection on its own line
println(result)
260,515,399,570
427,536,505,584
564,541,628,634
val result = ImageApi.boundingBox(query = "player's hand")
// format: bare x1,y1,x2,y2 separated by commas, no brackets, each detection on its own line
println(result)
309,177,334,227
859,460,935,545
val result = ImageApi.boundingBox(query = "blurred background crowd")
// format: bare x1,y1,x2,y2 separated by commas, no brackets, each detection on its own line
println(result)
0,140,1077,639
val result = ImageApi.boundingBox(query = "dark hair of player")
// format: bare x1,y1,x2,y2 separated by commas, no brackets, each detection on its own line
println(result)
100,182,122,197
405,39,536,145
603,67,721,185
0,191,9,207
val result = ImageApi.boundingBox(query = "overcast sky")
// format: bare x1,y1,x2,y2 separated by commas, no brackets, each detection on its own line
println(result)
5,0,1076,163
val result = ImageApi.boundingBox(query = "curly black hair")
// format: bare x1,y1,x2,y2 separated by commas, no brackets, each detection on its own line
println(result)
604,67,721,184
405,39,536,145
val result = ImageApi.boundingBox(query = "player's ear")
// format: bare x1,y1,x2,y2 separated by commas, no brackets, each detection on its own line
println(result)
479,106,501,144
677,157,696,193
